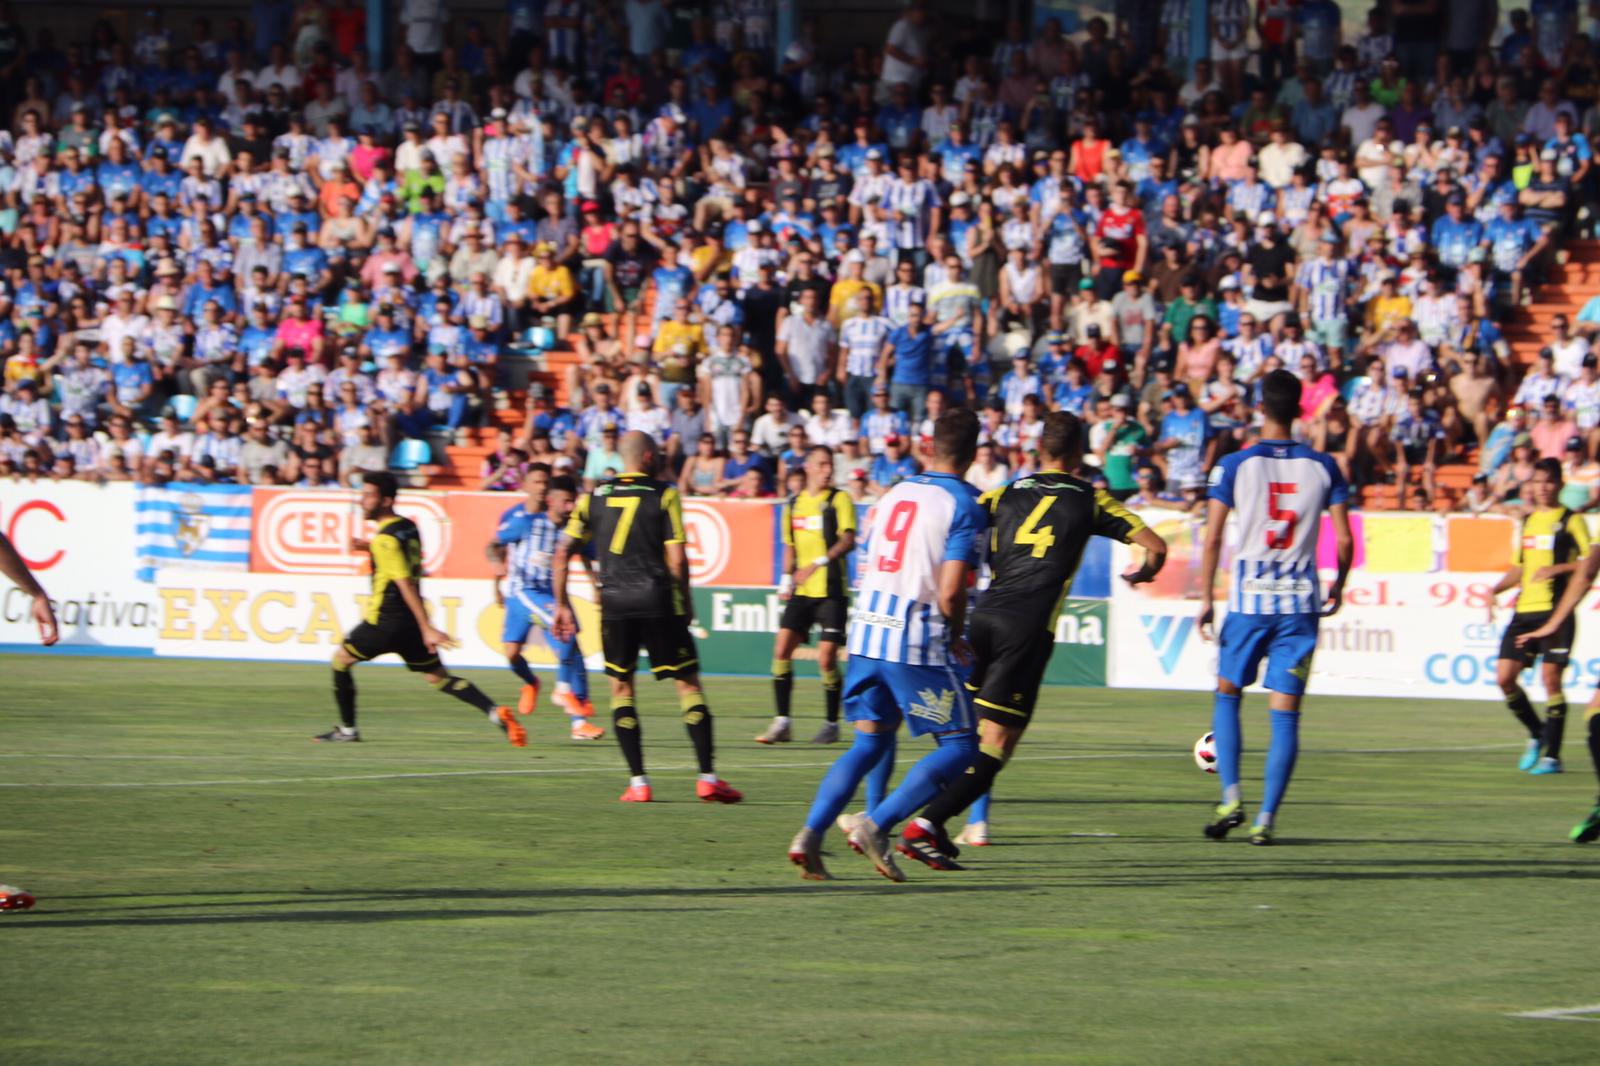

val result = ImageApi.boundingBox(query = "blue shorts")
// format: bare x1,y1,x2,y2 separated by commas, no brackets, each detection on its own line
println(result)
1218,612,1319,697
502,589,563,645
843,655,974,738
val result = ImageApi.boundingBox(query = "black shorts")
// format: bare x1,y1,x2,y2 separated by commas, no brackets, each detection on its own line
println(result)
1049,263,1083,295
779,595,848,644
1499,611,1575,668
343,617,441,672
602,615,699,680
966,610,1056,726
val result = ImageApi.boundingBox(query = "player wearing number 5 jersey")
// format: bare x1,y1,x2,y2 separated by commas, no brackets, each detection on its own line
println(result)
788,409,988,881
553,431,742,804
1198,370,1354,846
897,411,1168,868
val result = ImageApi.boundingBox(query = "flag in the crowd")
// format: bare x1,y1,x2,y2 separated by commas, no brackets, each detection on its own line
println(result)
136,484,253,582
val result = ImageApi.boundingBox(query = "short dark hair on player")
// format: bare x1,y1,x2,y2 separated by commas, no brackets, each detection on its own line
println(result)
932,407,979,468
1260,369,1303,426
1039,411,1084,465
1534,456,1564,485
527,462,553,478
547,474,578,495
806,444,834,461
365,470,398,500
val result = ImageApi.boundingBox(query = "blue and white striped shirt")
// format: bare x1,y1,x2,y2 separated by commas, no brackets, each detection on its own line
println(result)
842,314,893,377
496,503,559,595
847,473,986,666
1208,439,1348,616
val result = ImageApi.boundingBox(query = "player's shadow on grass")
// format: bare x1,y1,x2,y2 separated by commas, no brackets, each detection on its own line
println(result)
18,882,1048,927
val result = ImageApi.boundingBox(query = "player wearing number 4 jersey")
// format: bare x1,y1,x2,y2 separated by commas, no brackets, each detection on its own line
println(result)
553,431,741,804
1198,370,1354,846
897,411,1168,869
788,409,987,881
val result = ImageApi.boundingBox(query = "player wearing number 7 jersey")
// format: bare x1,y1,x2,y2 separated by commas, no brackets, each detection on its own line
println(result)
788,409,988,881
1197,369,1354,846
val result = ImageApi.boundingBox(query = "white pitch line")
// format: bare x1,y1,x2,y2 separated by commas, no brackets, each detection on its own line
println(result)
1507,1004,1600,1022
0,744,1518,789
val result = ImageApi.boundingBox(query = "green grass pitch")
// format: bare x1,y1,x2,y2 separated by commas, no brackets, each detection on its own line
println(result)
3,654,1600,1065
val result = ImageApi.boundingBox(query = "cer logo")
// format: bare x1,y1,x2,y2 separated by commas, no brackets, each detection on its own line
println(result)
1460,622,1499,642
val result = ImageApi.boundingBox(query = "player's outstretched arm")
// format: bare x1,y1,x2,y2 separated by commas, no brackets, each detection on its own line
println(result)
1487,563,1526,623
1323,503,1355,617
0,532,56,646
1197,498,1228,641
1121,526,1168,586
1519,549,1600,644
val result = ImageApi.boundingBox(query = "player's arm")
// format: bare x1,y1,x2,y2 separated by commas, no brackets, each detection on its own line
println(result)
936,558,973,663
0,531,57,646
1095,489,1167,584
1521,547,1600,643
1197,497,1229,641
1323,502,1355,617
552,494,593,639
1534,515,1591,582
663,486,694,624
371,533,456,652
1487,564,1525,622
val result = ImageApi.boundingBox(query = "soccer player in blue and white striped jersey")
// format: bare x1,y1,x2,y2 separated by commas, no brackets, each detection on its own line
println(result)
491,467,604,741
789,409,987,881
1197,370,1353,845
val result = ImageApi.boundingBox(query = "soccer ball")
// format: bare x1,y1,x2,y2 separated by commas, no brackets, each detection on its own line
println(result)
1193,732,1218,773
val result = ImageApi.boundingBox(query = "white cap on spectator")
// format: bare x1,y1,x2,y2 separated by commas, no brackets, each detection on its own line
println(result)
950,192,971,206
1256,211,1276,227
844,250,866,263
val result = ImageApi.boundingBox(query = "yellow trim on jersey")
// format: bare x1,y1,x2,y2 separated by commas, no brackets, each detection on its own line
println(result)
663,486,686,545
974,696,1027,716
564,493,593,544
1092,487,1147,538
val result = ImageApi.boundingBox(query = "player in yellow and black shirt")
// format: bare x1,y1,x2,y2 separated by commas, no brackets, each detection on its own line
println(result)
756,446,858,746
317,472,524,747
1490,458,1592,774
897,412,1168,868
553,431,742,804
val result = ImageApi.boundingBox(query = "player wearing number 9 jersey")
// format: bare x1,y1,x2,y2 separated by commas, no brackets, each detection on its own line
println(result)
1198,369,1353,846
554,431,742,805
898,411,1168,868
788,409,988,881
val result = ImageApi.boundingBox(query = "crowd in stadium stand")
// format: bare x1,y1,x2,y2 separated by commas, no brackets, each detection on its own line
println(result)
4,1,1600,512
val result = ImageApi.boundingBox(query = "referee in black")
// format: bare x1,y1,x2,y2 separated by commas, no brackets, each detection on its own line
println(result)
553,431,743,804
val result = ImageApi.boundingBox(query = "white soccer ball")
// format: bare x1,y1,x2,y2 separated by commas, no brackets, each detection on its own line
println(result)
1193,732,1217,773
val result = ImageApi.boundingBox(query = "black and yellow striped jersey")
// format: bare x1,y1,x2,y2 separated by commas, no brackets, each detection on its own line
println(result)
1515,507,1591,614
978,470,1146,632
565,473,687,618
365,514,424,625
781,488,857,600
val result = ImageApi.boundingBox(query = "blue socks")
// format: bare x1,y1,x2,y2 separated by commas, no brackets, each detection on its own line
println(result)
1212,691,1243,806
508,654,538,686
1260,709,1301,823
968,788,992,826
867,732,979,834
865,730,896,810
806,730,894,833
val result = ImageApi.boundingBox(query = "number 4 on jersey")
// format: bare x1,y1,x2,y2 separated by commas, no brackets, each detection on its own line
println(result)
1015,497,1057,558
